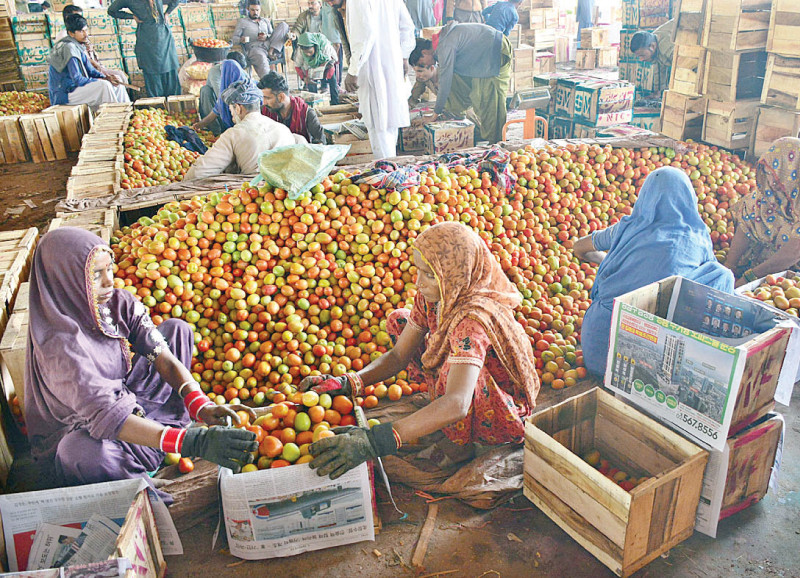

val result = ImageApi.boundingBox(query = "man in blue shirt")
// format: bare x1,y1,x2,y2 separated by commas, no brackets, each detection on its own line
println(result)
482,0,521,36
47,15,130,111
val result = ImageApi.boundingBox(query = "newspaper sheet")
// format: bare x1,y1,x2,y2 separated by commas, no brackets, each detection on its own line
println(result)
60,514,121,567
27,525,81,571
219,463,374,559
0,479,182,572
4,558,132,577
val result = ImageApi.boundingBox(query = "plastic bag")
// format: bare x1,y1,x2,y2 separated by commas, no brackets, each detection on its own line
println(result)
251,143,350,200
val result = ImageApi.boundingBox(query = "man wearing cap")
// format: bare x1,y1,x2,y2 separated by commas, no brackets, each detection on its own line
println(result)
184,80,297,181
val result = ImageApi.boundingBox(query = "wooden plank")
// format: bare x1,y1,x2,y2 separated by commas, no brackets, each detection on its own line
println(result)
595,419,672,477
33,116,54,160
646,477,678,553
525,451,628,548
411,503,438,568
670,454,707,534
524,475,624,576
19,115,43,162
622,489,655,569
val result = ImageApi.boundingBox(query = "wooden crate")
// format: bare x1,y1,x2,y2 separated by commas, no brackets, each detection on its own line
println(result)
524,388,708,577
703,98,760,150
580,27,610,49
42,104,91,153
575,49,596,70
597,48,618,68
0,115,27,163
529,7,557,30
167,94,199,117
49,209,119,244
18,112,68,162
670,45,706,96
0,227,37,348
766,0,800,58
761,54,800,110
512,44,536,72
752,105,800,157
704,49,767,102
133,96,167,109
660,90,707,141
0,309,26,412
702,0,772,52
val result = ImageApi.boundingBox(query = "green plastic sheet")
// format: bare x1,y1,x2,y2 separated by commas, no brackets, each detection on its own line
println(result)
251,144,350,200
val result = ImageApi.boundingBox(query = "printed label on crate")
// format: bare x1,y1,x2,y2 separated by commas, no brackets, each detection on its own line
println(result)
574,82,635,126
17,47,49,66
423,120,474,154
606,277,788,451
550,116,573,139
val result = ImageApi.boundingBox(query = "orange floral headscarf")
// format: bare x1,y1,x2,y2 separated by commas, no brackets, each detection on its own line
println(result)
413,222,540,408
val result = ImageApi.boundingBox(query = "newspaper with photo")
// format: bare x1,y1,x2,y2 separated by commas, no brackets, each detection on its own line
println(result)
219,463,374,559
58,514,121,567
0,479,182,572
3,558,132,578
27,524,82,571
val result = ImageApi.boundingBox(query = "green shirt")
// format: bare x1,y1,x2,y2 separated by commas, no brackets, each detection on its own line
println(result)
108,0,180,74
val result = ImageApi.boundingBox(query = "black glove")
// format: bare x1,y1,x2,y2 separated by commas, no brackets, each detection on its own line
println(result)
309,423,398,480
181,426,258,473
298,374,351,397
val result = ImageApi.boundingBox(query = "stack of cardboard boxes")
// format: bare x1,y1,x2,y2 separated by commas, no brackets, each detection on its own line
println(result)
576,27,617,70
11,14,49,92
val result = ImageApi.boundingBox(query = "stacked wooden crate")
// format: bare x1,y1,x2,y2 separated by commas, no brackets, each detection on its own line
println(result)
84,10,124,76
180,4,215,61
0,227,39,488
701,0,770,151
523,0,556,54
275,0,303,22
66,102,131,200
12,14,50,92
673,0,706,47
42,103,91,153
619,0,671,96
752,0,800,157
0,14,21,90
211,4,240,43
576,27,617,70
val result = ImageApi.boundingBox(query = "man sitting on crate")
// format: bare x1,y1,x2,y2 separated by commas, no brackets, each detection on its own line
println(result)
233,0,291,78
630,19,676,92
408,22,511,143
258,71,327,143
55,6,130,88
184,81,296,181
47,14,130,112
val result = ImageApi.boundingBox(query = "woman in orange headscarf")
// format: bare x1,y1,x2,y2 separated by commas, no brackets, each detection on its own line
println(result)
727,137,800,287
302,222,540,480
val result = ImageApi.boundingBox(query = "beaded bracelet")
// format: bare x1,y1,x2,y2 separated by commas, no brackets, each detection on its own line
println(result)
183,389,214,422
160,426,186,454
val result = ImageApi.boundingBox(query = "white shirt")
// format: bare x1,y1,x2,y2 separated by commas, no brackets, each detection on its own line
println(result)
346,0,416,132
184,112,297,181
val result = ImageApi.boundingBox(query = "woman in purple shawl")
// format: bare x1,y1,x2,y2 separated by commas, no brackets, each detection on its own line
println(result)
24,228,258,490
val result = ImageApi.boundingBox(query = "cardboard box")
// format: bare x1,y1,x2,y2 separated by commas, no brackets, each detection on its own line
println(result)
524,387,708,578
423,119,474,154
399,124,426,153
574,81,635,127
695,413,784,537
606,276,793,451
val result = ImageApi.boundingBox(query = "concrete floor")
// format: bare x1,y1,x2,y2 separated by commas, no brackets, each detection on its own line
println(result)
165,386,800,578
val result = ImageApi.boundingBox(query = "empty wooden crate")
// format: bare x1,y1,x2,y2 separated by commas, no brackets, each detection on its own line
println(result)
752,105,800,157
670,45,706,96
761,54,800,110
703,49,767,102
702,0,771,52
703,98,760,150
767,0,800,58
660,90,707,141
524,387,708,577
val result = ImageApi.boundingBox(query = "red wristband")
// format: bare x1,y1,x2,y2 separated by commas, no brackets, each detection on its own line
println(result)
183,389,213,422
392,427,402,450
160,427,186,454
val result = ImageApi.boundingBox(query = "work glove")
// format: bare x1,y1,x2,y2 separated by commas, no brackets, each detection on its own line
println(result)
309,423,398,480
298,374,351,397
181,426,258,473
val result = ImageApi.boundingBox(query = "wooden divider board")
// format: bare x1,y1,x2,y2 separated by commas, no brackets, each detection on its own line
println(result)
0,116,27,164
19,113,68,162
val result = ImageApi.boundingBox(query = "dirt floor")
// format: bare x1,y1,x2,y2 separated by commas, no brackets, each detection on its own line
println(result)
1,158,799,577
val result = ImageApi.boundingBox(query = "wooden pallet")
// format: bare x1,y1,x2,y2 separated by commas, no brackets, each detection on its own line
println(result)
0,115,27,164
761,54,800,110
660,90,707,141
702,0,772,52
703,49,767,102
752,105,800,157
524,388,708,577
669,45,707,96
49,209,119,243
702,98,760,150
42,104,92,153
766,0,800,58
18,112,68,162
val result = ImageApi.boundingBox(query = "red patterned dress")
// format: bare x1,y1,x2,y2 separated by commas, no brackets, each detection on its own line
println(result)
386,296,532,446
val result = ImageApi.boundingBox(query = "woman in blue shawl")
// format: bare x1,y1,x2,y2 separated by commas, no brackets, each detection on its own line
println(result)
574,167,734,377
193,60,252,134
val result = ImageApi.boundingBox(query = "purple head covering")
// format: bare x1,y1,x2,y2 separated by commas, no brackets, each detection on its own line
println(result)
25,228,140,462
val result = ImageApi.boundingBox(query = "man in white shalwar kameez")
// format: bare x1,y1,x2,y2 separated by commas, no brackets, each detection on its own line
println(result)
343,0,415,160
